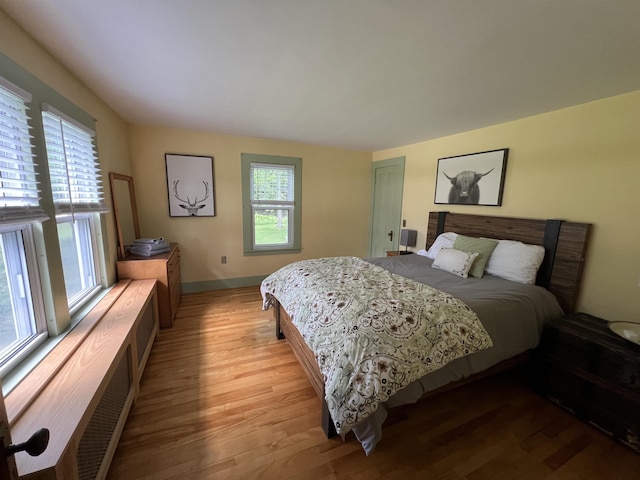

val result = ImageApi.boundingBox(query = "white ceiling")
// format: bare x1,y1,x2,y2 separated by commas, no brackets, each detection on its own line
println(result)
1,0,639,151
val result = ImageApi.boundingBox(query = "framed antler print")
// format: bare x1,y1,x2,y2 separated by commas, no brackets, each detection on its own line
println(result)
165,153,216,217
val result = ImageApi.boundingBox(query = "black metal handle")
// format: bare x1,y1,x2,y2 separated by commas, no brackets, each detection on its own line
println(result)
7,428,49,457
388,230,393,242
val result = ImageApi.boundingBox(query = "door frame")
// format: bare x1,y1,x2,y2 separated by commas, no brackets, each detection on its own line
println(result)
1,381,19,480
368,156,405,257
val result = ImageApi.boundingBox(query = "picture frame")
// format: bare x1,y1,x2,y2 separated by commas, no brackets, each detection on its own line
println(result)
434,148,509,206
165,153,216,217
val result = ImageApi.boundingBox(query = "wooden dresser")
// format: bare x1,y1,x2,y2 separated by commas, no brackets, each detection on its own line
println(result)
117,243,181,328
532,312,640,453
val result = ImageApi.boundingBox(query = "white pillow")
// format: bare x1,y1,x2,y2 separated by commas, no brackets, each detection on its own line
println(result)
425,232,458,259
485,239,545,284
431,248,479,279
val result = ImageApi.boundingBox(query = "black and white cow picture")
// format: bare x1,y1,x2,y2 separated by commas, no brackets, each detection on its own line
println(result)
434,148,508,206
443,169,494,204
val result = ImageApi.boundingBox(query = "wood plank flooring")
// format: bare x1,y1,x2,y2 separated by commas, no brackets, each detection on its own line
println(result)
107,287,639,479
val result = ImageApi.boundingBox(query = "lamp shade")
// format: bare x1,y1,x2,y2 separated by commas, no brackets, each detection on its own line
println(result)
400,229,417,247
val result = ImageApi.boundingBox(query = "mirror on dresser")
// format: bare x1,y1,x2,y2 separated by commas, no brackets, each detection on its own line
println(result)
109,172,141,260
109,172,182,328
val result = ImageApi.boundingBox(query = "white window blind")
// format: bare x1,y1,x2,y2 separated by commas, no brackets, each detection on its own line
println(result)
250,163,295,206
241,154,301,254
42,105,108,216
0,79,48,225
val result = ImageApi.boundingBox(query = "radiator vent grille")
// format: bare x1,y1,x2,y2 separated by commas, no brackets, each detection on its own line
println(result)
136,303,155,365
76,348,131,480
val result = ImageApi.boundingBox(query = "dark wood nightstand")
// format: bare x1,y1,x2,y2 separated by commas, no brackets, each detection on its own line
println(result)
531,313,640,453
386,251,414,256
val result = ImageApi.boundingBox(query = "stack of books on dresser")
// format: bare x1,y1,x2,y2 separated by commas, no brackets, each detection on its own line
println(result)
129,237,170,257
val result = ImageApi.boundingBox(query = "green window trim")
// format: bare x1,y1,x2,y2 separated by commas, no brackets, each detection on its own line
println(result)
241,153,302,255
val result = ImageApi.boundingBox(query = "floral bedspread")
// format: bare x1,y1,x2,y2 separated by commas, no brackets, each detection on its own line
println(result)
260,256,493,436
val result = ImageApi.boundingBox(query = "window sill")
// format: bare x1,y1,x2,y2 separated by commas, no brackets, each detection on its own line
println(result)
1,288,109,394
244,248,301,256
4,280,132,425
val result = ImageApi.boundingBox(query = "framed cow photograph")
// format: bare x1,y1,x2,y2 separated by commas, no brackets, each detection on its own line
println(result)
434,148,508,206
165,153,216,217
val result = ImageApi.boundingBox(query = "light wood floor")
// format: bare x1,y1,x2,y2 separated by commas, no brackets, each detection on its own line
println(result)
107,287,639,479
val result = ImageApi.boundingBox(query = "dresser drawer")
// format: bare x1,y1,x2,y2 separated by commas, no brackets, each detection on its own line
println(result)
167,246,180,277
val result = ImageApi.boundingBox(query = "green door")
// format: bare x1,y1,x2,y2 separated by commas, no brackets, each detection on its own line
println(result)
369,157,405,257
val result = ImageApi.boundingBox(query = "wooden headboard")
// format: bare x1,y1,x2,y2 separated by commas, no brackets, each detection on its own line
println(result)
426,211,592,314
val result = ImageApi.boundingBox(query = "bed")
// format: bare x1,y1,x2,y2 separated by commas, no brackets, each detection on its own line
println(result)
261,212,592,454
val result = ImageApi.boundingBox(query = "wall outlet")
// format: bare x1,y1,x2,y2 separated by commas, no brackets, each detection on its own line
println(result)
221,256,227,264
402,219,406,227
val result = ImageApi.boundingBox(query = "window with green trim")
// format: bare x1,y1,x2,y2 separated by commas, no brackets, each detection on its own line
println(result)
0,57,109,381
241,154,301,254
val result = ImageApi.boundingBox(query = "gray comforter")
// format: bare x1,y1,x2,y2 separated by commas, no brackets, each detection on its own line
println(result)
353,253,564,453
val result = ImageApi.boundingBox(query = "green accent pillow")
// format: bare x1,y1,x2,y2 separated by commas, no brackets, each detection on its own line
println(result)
452,235,499,278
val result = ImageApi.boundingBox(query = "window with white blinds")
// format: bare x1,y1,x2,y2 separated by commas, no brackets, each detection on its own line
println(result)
250,163,295,248
0,77,47,377
42,106,107,215
0,58,112,381
241,153,302,254
0,79,48,225
42,105,105,311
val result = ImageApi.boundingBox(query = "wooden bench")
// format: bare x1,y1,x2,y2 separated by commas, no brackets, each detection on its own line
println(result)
6,279,159,480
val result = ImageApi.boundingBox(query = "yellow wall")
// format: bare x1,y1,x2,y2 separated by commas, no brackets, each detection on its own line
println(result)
0,9,132,285
128,125,372,288
4,7,638,322
374,91,640,322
